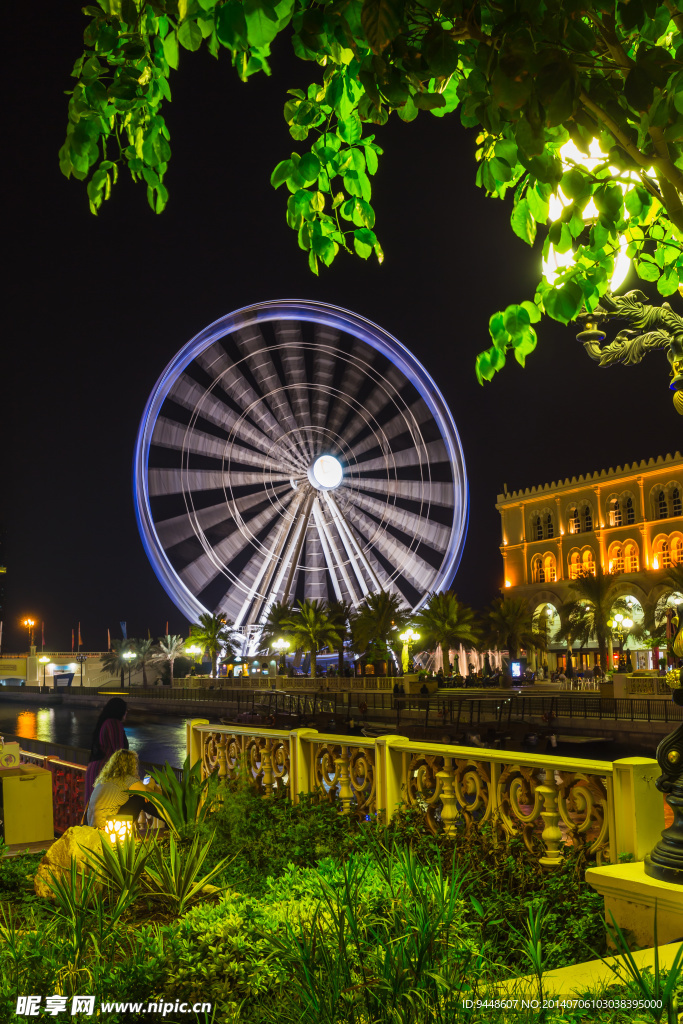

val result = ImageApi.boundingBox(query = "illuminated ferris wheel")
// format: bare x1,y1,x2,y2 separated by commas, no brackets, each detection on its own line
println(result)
133,300,468,628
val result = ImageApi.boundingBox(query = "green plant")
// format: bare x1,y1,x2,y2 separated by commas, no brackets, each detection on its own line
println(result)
599,910,683,1024
144,833,234,916
83,834,155,915
509,902,547,1009
146,758,217,837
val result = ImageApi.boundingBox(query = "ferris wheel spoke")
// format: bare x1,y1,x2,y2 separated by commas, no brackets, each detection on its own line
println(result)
353,438,448,473
345,477,455,508
195,342,287,444
275,323,315,458
233,326,310,458
321,492,378,597
324,343,368,436
256,489,315,622
347,400,432,460
311,500,344,603
151,416,298,474
303,528,328,603
156,485,292,548
336,374,404,452
348,489,450,554
345,505,440,592
311,332,338,429
313,497,362,605
170,376,275,458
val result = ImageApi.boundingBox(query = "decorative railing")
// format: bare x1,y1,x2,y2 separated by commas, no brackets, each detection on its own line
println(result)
188,720,662,871
19,751,86,833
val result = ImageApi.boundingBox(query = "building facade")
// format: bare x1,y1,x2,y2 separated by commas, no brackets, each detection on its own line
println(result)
496,451,683,670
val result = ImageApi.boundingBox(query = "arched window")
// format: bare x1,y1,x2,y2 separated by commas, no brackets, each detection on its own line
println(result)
569,507,580,534
658,491,668,519
673,488,682,517
624,542,639,573
610,544,624,573
625,496,635,524
582,505,593,532
534,515,543,540
672,536,683,565
609,498,622,527
545,513,554,539
568,550,581,580
531,555,543,583
662,539,672,568
582,548,596,576
543,553,556,582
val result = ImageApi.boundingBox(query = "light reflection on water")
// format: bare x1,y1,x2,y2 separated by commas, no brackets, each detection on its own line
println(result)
0,704,197,768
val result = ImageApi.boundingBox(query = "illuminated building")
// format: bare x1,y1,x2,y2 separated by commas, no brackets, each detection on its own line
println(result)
497,451,683,670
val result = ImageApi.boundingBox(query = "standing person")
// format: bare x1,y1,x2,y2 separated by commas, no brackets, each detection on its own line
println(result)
84,697,129,805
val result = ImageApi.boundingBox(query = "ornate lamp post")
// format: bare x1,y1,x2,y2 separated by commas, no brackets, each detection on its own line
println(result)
399,628,420,673
122,649,136,688
607,613,633,671
272,638,290,675
576,292,683,416
644,626,683,884
23,618,35,652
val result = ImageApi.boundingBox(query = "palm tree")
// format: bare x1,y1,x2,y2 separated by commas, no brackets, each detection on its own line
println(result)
284,600,341,679
351,591,408,669
413,592,480,672
257,600,294,653
560,567,625,672
191,613,240,678
326,599,353,676
130,637,155,687
101,638,133,689
483,596,547,663
153,634,187,686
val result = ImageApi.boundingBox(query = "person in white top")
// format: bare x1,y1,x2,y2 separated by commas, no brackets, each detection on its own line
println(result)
86,748,160,829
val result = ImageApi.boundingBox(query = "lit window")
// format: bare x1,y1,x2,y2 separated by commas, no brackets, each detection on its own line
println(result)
568,507,580,534
673,488,682,517
662,540,672,569
658,491,668,519
612,547,624,573
545,514,554,539
582,549,596,575
531,556,542,583
582,506,593,532
568,551,581,579
624,544,639,573
672,537,683,565
534,515,543,540
625,497,635,524
609,499,622,527
543,554,556,582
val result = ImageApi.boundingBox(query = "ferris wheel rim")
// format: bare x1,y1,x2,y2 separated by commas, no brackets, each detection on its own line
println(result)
133,299,468,625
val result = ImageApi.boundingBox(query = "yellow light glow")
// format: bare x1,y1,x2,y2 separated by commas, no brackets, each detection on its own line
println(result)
505,580,511,588
103,815,134,844
653,557,660,570
542,138,638,291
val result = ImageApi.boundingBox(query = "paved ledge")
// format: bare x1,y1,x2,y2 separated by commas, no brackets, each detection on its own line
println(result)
495,942,683,999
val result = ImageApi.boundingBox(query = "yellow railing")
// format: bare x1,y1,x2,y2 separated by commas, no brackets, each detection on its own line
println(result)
187,720,663,870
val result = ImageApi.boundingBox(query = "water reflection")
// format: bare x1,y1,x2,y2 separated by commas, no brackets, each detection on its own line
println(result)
0,704,196,768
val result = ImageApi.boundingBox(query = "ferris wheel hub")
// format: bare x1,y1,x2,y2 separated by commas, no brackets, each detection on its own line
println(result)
308,454,343,490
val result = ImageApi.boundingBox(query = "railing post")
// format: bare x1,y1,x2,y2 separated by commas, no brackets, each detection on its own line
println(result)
289,728,318,803
262,740,274,797
536,767,563,871
436,757,458,837
186,718,210,769
375,735,409,822
612,757,663,861
335,746,353,814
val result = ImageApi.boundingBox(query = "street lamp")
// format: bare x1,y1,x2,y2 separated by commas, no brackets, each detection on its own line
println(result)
38,655,51,691
609,613,634,670
122,649,136,688
272,638,290,674
399,628,420,673
23,618,36,651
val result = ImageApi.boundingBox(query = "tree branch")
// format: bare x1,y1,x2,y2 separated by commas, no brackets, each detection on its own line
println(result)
586,11,633,71
579,89,650,167
649,125,683,234
665,0,683,38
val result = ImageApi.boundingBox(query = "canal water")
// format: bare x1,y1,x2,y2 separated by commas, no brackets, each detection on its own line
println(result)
0,704,216,768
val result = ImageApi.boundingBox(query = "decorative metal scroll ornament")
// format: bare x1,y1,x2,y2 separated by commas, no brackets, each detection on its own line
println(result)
644,624,683,884
575,290,683,416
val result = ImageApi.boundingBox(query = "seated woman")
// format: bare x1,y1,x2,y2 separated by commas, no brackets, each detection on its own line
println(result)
86,748,160,830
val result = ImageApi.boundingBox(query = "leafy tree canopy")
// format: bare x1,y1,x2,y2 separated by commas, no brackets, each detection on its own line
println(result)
62,0,683,381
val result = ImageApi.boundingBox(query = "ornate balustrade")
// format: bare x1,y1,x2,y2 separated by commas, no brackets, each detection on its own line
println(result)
19,751,86,833
188,720,663,871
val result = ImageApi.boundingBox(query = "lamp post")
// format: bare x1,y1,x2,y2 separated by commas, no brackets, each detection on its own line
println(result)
75,652,87,688
399,628,420,674
608,613,633,671
272,638,290,675
38,655,51,692
23,618,35,653
122,649,136,688
186,644,202,679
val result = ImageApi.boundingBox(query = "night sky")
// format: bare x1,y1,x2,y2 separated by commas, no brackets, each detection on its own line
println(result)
2,4,679,653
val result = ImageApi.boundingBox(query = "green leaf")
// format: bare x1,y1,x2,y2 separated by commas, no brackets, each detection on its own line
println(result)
298,152,321,183
511,197,536,246
503,304,531,337
338,113,362,144
163,32,179,68
521,300,542,324
216,1,248,47
413,92,446,111
354,227,377,258
365,147,379,175
361,0,404,54
178,19,203,51
244,0,280,49
424,30,459,78
271,159,293,188
544,281,584,323
527,185,549,224
657,265,679,295
635,258,660,281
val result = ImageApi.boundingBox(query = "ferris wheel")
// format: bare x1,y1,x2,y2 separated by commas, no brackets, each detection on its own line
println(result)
133,300,468,629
